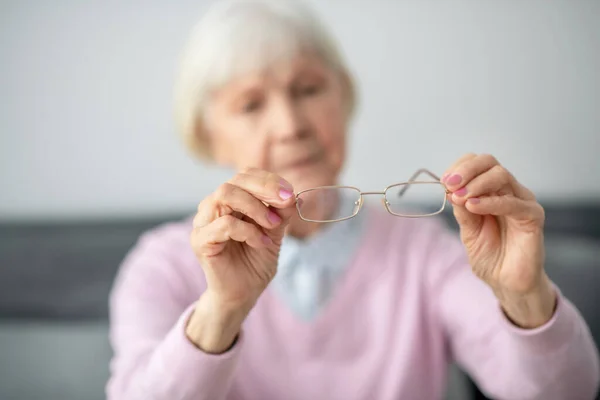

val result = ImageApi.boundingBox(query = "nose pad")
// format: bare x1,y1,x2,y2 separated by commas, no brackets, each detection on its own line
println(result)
353,196,363,214
381,198,389,209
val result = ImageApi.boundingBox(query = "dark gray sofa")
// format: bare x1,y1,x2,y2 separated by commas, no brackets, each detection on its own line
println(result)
0,202,598,400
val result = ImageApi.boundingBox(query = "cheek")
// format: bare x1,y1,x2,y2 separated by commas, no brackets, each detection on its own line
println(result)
214,138,268,170
210,120,268,169
312,99,347,169
234,145,268,170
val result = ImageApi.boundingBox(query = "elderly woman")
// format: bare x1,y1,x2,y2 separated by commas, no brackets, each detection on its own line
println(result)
106,0,599,399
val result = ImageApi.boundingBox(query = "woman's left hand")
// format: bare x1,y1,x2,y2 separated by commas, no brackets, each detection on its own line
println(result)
442,153,557,328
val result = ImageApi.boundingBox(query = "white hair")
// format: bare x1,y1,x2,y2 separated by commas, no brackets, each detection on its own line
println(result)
173,0,357,159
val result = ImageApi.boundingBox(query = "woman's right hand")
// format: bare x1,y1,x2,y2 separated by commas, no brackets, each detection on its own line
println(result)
186,168,297,352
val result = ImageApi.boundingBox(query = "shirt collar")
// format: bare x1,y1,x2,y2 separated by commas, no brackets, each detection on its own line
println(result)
277,194,368,277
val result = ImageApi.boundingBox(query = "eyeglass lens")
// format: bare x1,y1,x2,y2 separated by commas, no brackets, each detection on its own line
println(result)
296,182,446,222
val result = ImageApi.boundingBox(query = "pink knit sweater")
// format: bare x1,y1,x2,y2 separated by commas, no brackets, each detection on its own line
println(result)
106,207,599,400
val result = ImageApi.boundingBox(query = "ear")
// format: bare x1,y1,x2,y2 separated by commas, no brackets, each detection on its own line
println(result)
201,119,233,166
338,69,357,121
194,105,227,165
185,113,212,162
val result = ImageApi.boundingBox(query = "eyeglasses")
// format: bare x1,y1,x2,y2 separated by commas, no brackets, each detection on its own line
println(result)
295,168,450,223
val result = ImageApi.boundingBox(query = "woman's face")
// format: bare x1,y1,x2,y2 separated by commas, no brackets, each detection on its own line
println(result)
205,54,348,193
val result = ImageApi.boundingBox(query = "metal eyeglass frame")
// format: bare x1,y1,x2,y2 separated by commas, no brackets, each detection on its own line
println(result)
294,168,450,223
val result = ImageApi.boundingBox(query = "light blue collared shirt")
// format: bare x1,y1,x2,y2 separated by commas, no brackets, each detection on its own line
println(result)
271,197,368,320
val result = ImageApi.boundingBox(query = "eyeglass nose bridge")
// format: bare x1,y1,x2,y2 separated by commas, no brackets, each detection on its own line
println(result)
359,191,386,196
355,191,389,209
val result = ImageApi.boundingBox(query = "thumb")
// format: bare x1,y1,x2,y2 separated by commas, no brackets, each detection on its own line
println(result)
264,204,297,244
450,196,483,243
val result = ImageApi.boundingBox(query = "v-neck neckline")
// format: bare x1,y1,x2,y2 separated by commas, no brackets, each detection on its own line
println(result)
262,207,390,336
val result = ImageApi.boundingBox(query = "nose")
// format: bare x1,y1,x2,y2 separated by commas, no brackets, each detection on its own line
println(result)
267,95,307,141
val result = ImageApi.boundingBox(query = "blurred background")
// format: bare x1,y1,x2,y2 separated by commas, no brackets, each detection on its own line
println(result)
1,1,599,399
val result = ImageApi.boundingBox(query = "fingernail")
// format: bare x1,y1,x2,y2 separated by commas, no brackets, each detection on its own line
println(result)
268,210,282,224
279,189,293,200
468,197,480,204
280,179,293,191
262,235,273,245
447,174,462,185
454,187,467,197
441,173,449,183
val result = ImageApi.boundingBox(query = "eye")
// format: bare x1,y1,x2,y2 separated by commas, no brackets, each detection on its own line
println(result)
241,98,262,113
294,83,322,98
300,84,320,95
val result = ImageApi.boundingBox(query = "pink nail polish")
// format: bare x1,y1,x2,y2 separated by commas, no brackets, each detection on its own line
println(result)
268,210,282,224
447,174,462,185
441,173,449,183
279,189,293,200
280,179,293,190
468,197,480,204
454,187,467,197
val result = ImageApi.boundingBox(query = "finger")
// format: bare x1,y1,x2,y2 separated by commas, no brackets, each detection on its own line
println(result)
450,198,483,239
450,164,512,206
194,195,219,227
464,195,545,223
197,183,285,229
262,204,298,243
441,153,477,183
512,180,537,201
192,215,271,257
229,168,295,206
444,153,500,190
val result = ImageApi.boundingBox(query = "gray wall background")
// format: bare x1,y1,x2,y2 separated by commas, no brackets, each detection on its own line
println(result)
1,0,599,221
1,3,599,400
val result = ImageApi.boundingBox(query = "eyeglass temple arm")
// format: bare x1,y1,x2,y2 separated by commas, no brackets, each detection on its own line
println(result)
397,168,442,197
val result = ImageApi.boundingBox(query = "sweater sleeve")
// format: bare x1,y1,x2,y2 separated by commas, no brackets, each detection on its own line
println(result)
105,228,242,400
429,227,600,400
